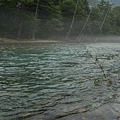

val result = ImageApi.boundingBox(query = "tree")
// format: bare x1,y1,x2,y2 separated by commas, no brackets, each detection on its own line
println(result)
59,0,90,38
110,6,120,34
89,0,114,35
32,0,39,40
17,1,25,39
1,0,120,40
36,0,63,38
60,0,89,18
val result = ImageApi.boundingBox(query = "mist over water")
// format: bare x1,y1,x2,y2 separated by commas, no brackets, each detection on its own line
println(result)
49,35,120,43
0,43,120,120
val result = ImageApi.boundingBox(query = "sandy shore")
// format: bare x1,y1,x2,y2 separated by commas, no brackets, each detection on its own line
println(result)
0,39,62,44
0,37,120,44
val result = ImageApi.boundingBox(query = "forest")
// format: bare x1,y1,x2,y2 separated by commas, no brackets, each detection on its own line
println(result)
0,1,120,119
0,0,120,40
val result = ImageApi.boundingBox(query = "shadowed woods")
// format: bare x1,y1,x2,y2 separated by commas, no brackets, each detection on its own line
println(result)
0,0,120,41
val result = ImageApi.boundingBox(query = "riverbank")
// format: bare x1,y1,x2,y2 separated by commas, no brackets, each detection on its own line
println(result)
0,38,61,44
0,36,120,44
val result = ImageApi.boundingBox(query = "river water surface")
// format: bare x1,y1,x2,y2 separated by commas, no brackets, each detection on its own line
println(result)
0,43,120,120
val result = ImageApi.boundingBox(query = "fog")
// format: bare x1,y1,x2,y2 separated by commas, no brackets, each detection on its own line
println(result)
78,35,120,43
49,35,120,43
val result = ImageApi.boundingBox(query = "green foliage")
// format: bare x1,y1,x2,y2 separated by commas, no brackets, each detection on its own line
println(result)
88,0,120,35
47,18,63,31
112,6,120,27
60,0,89,18
0,0,120,39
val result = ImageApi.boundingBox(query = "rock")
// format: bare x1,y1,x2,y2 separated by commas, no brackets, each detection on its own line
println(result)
24,103,120,120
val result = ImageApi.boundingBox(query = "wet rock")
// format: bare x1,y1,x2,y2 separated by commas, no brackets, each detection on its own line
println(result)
25,103,120,120
56,103,120,120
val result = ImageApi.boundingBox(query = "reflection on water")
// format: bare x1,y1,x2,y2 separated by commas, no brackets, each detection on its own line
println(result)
0,43,120,120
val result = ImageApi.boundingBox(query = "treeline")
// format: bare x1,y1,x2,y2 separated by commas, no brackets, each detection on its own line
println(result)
0,0,120,40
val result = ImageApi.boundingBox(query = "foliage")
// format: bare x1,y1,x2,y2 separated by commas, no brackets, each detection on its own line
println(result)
89,0,120,35
0,0,120,39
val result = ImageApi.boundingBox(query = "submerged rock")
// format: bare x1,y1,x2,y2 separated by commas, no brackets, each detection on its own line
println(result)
56,103,120,120
24,102,120,120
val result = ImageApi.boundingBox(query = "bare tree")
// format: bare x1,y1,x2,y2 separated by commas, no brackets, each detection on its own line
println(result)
32,0,39,40
17,2,25,40
66,0,79,40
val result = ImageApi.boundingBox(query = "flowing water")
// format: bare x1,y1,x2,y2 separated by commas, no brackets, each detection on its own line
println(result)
0,43,120,120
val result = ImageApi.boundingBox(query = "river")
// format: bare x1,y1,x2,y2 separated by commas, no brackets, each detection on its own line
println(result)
0,43,120,120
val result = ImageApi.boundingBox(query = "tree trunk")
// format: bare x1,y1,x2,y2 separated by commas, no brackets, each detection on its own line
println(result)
17,2,24,40
66,0,78,39
32,0,39,40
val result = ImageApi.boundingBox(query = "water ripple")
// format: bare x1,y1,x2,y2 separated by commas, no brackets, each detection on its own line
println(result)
0,43,120,119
